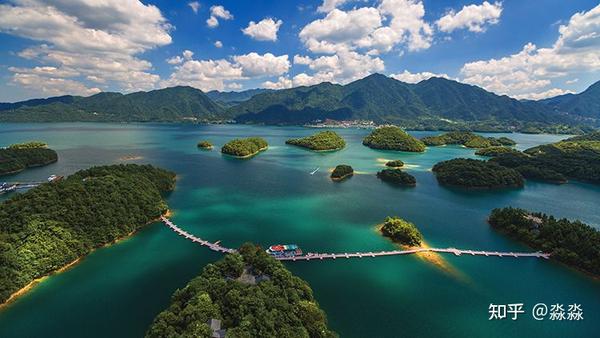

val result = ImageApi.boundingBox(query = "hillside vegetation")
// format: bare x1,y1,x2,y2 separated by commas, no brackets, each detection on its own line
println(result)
146,243,337,338
363,126,425,152
0,164,176,303
221,137,268,157
432,158,524,189
0,142,58,176
379,217,423,246
421,131,516,148
286,131,346,151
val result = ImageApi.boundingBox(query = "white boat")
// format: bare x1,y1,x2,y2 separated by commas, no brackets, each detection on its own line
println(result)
310,167,320,175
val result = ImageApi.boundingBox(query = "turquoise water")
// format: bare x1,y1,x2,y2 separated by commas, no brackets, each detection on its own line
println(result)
0,123,598,338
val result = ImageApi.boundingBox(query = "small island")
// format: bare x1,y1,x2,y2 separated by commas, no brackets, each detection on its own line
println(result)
331,164,353,181
385,159,404,168
286,130,346,151
432,158,524,189
145,243,337,338
0,164,176,304
376,169,416,186
0,141,58,176
221,137,268,158
488,207,600,277
379,216,423,246
421,131,516,149
363,126,426,152
197,140,213,150
475,146,519,157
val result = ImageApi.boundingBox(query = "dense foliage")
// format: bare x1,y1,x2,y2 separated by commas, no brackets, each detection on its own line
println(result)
475,146,519,157
221,137,268,157
330,164,353,181
540,80,600,120
0,164,175,303
363,126,425,152
286,131,346,151
432,158,524,188
0,143,58,176
376,169,416,186
197,141,213,149
379,217,423,246
490,132,600,184
385,160,404,167
146,243,337,338
421,131,516,149
489,207,600,276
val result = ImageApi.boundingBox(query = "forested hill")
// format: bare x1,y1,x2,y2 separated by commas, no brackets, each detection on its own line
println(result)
0,86,231,122
206,88,271,107
230,74,570,127
540,80,600,119
0,164,176,304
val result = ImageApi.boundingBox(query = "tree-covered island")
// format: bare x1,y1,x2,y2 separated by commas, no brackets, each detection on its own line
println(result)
146,243,337,338
286,130,346,151
489,207,600,277
0,164,176,304
197,140,213,150
0,141,58,176
362,126,426,152
385,159,404,168
475,146,520,157
376,169,416,186
330,164,353,181
432,158,524,189
221,137,268,158
421,131,516,149
379,217,423,246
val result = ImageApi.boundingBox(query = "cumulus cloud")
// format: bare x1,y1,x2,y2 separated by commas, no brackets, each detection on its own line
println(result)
436,1,503,33
460,4,600,99
188,1,200,14
214,40,223,48
12,73,101,96
161,52,290,91
390,70,451,83
207,5,233,28
0,0,172,95
242,18,283,41
317,0,355,13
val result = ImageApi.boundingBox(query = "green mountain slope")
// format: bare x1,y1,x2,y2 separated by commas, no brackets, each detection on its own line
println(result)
0,86,228,122
206,88,271,106
540,80,600,119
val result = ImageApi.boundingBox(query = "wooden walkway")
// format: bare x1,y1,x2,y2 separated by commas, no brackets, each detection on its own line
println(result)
160,216,550,261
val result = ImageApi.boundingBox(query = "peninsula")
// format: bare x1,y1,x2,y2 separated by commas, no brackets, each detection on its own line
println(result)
0,164,176,304
286,130,346,151
432,158,524,189
221,137,268,158
0,141,58,176
489,207,600,277
363,126,426,152
145,243,337,338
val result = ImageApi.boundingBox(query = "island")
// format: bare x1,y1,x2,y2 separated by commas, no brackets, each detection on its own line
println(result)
376,169,416,186
331,164,353,181
385,159,404,168
490,131,600,184
421,131,516,149
0,141,58,176
475,146,519,157
432,158,524,189
145,243,337,338
488,207,600,277
379,216,423,246
197,140,213,150
362,126,426,152
286,130,346,151
0,164,176,304
221,137,268,158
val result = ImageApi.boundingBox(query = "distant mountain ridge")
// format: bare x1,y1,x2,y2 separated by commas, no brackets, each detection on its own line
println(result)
540,81,600,119
206,88,271,106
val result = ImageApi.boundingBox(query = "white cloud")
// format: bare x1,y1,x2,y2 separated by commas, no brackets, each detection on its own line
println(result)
460,4,600,99
390,70,451,83
188,1,200,14
262,76,293,89
436,1,503,33
242,18,283,41
233,53,290,77
317,0,354,13
183,50,194,60
206,5,233,28
11,73,101,97
214,40,223,48
566,78,579,84
514,88,575,100
0,0,172,95
167,56,184,65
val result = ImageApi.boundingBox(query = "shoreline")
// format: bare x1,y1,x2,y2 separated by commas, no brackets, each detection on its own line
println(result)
0,210,172,309
331,173,353,181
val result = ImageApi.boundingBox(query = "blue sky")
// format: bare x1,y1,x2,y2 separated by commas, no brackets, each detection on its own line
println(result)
0,0,599,102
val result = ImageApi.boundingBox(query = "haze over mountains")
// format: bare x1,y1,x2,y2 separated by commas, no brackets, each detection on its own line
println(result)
0,74,598,131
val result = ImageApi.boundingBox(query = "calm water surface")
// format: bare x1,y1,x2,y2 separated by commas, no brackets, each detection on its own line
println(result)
0,123,598,338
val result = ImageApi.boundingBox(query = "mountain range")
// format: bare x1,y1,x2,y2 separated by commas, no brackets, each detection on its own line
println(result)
1,73,598,131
